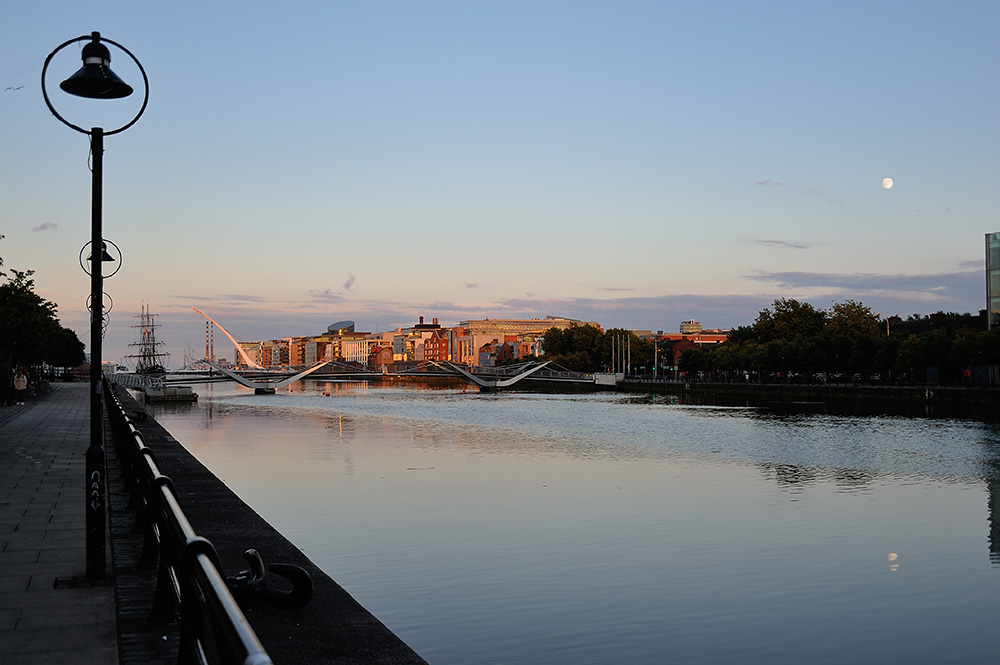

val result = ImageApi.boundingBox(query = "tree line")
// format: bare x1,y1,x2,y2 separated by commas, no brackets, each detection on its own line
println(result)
681,298,999,384
542,324,656,372
1,238,86,401
542,298,1000,385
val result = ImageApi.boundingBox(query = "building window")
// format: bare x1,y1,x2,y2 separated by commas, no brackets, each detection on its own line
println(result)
989,233,1000,329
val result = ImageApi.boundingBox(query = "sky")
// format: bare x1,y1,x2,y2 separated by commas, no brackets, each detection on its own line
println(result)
2,1,998,366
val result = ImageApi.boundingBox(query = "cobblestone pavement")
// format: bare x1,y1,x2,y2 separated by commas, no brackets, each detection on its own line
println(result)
0,383,118,665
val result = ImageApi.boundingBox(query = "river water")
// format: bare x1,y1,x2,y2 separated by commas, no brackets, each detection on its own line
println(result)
148,381,1000,664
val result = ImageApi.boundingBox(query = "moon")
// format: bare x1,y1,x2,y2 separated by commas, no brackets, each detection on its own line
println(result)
882,177,893,189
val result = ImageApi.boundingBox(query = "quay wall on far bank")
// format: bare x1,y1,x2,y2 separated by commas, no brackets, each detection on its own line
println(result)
611,380,1000,415
108,384,427,665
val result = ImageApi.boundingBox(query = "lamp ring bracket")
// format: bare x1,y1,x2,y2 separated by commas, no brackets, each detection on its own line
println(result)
86,292,114,316
41,34,149,137
79,239,122,278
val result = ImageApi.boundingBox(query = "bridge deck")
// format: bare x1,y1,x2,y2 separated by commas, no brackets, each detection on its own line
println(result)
115,362,597,391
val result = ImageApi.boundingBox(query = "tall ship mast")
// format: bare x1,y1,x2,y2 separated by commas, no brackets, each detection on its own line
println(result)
126,302,170,374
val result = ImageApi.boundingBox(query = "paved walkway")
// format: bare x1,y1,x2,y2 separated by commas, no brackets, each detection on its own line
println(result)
0,383,118,665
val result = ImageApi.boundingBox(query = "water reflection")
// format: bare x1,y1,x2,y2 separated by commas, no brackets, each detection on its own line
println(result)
979,426,1000,564
665,389,1000,421
147,381,1000,665
760,462,819,487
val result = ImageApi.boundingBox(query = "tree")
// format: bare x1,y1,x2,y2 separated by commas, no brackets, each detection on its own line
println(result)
948,329,1000,377
678,348,705,374
895,334,924,381
542,327,570,358
872,335,901,378
848,336,878,374
752,298,826,343
541,325,656,373
827,300,884,338
797,338,827,376
46,325,86,369
727,325,755,345
543,324,604,371
602,328,655,373
819,332,853,375
0,246,84,403
0,268,62,368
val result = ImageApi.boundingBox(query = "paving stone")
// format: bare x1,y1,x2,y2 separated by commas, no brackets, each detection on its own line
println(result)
0,384,117,665
2,381,428,665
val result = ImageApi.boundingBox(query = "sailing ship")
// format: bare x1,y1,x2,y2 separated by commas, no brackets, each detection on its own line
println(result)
126,302,170,374
125,303,198,402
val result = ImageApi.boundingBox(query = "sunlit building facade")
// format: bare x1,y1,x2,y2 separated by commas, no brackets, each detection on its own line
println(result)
989,232,1000,329
342,334,393,364
455,317,599,366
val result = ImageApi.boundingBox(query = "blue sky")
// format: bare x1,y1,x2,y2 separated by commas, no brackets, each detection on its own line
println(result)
2,1,997,365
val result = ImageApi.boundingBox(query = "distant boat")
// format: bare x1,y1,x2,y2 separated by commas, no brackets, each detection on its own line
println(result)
144,385,198,403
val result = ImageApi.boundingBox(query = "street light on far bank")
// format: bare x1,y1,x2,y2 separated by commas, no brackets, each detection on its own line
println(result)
42,31,148,581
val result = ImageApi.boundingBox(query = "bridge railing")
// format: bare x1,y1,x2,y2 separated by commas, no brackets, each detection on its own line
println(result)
473,366,594,382
529,369,595,380
104,380,273,665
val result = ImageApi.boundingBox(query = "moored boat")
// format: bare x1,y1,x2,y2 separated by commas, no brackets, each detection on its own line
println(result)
144,385,198,403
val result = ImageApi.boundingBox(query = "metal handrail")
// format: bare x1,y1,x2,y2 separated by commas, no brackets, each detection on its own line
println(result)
104,380,273,665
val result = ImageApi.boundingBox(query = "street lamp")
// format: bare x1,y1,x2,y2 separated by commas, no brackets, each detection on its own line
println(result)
42,32,148,580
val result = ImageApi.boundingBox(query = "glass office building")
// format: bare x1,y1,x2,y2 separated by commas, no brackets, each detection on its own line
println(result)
988,232,1000,329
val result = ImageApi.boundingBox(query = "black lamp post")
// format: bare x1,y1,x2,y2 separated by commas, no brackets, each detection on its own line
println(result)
43,32,148,580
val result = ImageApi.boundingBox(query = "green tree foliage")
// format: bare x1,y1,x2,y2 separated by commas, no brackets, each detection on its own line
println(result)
543,324,604,371
678,347,705,373
0,261,85,372
47,325,87,368
542,325,655,373
690,297,999,385
541,299,998,385
602,328,654,372
0,242,83,404
726,325,755,345
751,298,825,343
827,300,883,338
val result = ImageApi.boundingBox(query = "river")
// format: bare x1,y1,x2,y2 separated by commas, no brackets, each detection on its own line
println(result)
148,380,1000,664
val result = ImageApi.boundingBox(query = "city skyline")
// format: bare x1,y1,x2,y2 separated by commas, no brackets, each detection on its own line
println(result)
2,2,996,363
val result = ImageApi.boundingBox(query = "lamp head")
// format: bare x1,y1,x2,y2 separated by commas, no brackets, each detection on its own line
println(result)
87,242,116,263
59,32,133,99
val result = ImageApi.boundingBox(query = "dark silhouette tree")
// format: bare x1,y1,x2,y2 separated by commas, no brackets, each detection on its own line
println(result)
0,243,86,402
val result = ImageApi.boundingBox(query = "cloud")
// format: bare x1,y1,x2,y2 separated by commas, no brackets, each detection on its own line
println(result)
747,269,980,297
804,188,844,208
599,287,637,292
466,283,478,289
308,288,346,302
743,239,818,250
173,293,267,303
755,179,842,207
344,273,356,291
743,268,984,316
32,222,58,232
223,294,269,302
499,266,985,330
496,294,771,331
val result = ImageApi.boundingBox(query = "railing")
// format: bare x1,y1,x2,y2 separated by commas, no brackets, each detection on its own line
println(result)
110,371,163,390
104,380,274,665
